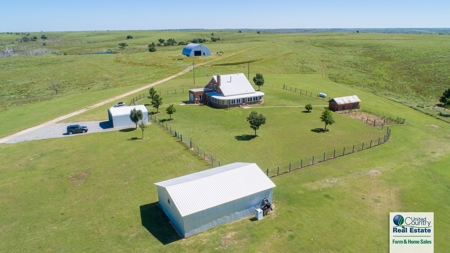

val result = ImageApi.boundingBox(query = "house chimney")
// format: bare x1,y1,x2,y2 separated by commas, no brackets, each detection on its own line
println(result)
217,75,221,86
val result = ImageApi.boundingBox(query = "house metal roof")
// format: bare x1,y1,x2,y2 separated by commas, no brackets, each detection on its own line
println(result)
155,162,276,217
215,73,256,96
330,95,361,105
108,105,148,117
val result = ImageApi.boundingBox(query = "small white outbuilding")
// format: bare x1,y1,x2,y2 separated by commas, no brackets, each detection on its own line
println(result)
155,162,276,238
107,105,148,128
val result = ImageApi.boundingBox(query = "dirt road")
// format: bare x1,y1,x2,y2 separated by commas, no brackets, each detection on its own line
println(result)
0,46,261,144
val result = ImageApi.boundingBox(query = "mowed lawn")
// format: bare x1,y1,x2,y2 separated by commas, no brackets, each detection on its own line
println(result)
1,97,449,252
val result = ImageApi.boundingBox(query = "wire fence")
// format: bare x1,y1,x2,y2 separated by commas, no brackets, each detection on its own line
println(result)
150,114,220,167
266,127,392,178
282,84,329,101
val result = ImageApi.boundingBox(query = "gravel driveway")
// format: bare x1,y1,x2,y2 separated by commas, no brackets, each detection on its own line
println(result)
3,121,131,144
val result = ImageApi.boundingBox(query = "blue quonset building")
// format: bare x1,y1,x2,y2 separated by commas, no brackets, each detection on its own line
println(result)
182,43,212,57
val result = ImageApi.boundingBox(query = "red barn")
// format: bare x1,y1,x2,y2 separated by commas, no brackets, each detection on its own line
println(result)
329,95,361,111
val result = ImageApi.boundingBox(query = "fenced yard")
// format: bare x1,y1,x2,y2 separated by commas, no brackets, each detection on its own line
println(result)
149,104,392,176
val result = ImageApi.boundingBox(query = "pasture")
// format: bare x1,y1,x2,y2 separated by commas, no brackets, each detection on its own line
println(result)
1,30,450,252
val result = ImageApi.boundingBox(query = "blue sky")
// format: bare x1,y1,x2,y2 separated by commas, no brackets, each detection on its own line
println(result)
1,0,449,32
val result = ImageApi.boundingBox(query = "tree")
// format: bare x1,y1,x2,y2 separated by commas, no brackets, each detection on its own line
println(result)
320,108,335,131
253,73,265,91
151,94,163,113
41,35,47,40
158,38,165,44
166,38,177,46
247,111,266,137
49,80,59,94
148,42,156,52
257,31,261,34
138,121,147,139
166,104,176,120
305,103,313,112
129,108,143,129
126,35,133,39
148,87,157,100
118,42,128,49
439,88,450,108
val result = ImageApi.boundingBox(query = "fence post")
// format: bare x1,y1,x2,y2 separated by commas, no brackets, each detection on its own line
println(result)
300,89,302,94
334,149,336,158
277,166,279,176
266,169,269,176
211,155,214,166
343,147,346,156
181,134,183,142
312,156,314,164
323,152,326,161
370,140,372,148
352,145,355,153
378,137,380,145
203,151,206,160
289,162,292,172
300,159,303,168
218,161,220,167
362,142,364,150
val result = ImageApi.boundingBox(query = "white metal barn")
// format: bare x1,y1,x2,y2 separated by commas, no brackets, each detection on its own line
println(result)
155,162,276,237
107,105,148,128
182,43,212,57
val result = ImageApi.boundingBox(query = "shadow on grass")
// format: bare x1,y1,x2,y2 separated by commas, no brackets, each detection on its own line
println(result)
99,121,113,129
311,128,329,133
249,217,258,222
235,134,256,141
140,203,181,245
129,137,139,141
301,111,312,113
159,118,173,123
119,128,136,132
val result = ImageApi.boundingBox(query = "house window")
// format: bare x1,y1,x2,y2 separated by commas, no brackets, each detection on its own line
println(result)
199,94,203,100
211,97,218,103
230,99,241,104
214,84,217,90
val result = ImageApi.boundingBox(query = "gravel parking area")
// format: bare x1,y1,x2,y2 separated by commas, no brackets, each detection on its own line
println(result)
3,121,130,144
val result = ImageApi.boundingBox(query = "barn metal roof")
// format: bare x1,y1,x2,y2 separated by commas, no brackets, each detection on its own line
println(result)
215,73,256,96
155,162,276,217
330,95,361,105
108,105,148,117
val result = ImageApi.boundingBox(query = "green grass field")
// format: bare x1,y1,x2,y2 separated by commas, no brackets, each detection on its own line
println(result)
1,30,450,252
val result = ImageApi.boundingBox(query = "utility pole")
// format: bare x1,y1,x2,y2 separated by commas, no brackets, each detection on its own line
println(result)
193,62,195,85
247,62,250,80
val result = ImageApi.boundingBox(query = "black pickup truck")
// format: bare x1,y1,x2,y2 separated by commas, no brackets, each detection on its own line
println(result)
66,124,88,134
